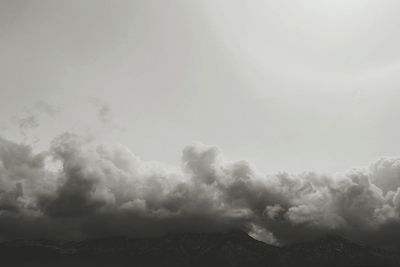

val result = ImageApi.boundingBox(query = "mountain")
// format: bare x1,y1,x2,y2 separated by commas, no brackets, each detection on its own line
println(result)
280,235,399,267
0,231,398,267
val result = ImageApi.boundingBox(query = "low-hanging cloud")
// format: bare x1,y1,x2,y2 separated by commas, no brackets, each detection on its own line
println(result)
0,133,400,248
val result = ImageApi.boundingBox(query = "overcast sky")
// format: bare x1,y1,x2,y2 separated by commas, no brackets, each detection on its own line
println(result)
3,0,400,248
2,0,400,173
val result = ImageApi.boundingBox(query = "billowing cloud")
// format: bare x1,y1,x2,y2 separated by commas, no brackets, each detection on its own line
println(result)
0,133,400,248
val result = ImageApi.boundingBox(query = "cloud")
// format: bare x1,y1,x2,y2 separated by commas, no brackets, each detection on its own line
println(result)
88,98,125,131
2,101,59,139
33,101,60,117
0,133,400,248
16,115,39,137
89,100,112,125
370,157,400,194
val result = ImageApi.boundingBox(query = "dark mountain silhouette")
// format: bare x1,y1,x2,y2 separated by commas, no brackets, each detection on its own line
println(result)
280,235,399,267
0,231,398,267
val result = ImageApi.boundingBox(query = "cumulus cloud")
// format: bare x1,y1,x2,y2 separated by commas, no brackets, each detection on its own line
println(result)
0,133,400,248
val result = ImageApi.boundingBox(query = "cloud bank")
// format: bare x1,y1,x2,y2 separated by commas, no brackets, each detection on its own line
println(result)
1,133,400,248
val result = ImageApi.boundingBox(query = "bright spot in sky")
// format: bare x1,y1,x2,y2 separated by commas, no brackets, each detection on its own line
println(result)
298,0,375,16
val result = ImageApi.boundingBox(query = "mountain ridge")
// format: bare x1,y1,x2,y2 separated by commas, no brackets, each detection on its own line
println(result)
0,231,398,267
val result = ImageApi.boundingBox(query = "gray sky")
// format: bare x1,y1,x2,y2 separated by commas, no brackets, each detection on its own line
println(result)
3,1,400,248
1,0,400,173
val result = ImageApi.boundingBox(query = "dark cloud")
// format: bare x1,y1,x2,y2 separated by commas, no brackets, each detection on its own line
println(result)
0,133,400,248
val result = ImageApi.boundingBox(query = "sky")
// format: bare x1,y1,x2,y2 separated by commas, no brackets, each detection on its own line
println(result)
1,0,400,247
1,0,400,173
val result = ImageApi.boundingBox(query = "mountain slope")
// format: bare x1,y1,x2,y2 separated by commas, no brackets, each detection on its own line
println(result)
0,231,398,267
280,235,399,267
